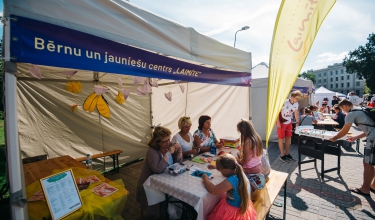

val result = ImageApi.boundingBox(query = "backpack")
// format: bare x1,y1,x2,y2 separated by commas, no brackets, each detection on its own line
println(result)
350,107,375,127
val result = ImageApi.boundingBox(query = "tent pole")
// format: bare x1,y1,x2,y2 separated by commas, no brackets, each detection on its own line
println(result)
149,78,153,130
4,63,28,219
249,87,252,121
3,16,28,219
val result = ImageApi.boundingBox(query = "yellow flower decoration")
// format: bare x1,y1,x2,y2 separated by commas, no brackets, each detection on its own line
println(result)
66,81,82,93
116,91,125,104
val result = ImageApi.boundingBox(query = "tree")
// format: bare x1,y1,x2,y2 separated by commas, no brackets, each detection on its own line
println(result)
298,71,316,84
343,33,375,93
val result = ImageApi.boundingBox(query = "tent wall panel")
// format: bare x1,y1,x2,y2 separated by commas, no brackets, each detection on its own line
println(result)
17,77,151,167
152,83,250,140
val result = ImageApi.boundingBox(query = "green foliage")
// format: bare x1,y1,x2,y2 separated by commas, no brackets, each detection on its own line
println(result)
343,33,375,93
298,71,316,84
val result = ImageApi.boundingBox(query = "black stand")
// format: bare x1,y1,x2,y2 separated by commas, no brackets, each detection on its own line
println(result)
298,135,341,180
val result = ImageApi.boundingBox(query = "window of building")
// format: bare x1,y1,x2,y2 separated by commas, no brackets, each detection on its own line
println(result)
335,70,338,75
356,74,360,79
356,82,360,86
341,76,344,80
347,82,350,87
341,69,344,74
318,80,321,83
330,78,333,82
336,83,338,88
324,79,326,83
356,90,359,96
336,77,338,81
331,84,333,89
318,73,321,77
347,75,350,80
341,83,344,87
324,72,326,77
330,71,333,75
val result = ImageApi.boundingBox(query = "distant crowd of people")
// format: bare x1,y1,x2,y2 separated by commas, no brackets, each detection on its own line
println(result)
278,90,375,198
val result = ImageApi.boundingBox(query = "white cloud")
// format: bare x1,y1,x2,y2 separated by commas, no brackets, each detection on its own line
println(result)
316,52,348,63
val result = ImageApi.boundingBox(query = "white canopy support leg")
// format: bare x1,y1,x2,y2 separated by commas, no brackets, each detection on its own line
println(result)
4,62,28,219
3,16,28,219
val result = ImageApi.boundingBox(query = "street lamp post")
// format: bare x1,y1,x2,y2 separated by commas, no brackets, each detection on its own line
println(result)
234,26,250,47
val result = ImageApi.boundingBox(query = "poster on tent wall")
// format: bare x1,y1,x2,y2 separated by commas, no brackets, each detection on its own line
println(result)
9,15,251,87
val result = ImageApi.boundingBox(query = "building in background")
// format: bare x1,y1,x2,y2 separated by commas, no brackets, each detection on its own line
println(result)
312,63,365,97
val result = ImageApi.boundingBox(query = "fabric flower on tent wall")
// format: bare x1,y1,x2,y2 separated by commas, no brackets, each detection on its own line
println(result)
63,71,82,93
135,79,151,96
28,65,42,79
175,80,185,93
116,77,130,104
164,91,172,101
83,85,110,118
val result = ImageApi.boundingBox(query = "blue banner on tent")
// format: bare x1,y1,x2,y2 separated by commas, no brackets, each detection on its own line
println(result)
10,15,251,87
291,86,310,94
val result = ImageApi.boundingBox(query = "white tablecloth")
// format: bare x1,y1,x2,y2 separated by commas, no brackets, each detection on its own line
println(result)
295,126,347,140
323,113,336,118
143,160,226,220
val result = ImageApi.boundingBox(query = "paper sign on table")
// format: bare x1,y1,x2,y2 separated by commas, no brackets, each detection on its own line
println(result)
29,189,45,202
92,183,118,198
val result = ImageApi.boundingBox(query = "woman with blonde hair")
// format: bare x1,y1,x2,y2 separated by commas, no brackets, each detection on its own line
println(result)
136,126,183,217
172,116,199,158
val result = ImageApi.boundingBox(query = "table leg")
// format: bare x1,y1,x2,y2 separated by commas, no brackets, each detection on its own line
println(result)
283,180,286,220
116,154,120,173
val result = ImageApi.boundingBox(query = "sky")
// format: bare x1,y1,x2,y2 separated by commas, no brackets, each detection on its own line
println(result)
129,0,375,72
0,1,374,73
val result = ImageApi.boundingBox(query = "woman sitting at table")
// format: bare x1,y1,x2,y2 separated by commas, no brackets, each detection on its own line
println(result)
332,104,345,129
136,126,183,218
172,116,199,158
193,115,223,153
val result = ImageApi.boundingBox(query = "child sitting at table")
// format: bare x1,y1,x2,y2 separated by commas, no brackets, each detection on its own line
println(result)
319,103,330,113
300,109,317,126
236,119,263,175
202,154,257,220
332,104,345,129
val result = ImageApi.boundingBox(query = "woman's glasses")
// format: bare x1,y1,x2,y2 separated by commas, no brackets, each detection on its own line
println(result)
159,139,171,144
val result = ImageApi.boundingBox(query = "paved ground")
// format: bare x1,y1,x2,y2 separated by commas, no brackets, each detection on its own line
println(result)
104,130,375,220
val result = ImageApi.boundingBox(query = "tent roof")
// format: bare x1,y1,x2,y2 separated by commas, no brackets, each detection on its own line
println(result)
252,62,269,79
315,86,335,94
251,62,313,88
5,0,251,73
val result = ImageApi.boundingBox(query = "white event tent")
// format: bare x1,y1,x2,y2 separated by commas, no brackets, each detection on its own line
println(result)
250,62,313,142
313,86,346,106
3,0,253,218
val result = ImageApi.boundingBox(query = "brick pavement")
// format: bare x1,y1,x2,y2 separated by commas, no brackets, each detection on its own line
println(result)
266,138,375,220
105,136,375,220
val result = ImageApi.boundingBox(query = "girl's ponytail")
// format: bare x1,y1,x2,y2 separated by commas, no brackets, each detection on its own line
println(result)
235,163,250,215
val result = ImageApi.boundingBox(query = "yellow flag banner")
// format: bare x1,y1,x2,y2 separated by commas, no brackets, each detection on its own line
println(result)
266,0,336,146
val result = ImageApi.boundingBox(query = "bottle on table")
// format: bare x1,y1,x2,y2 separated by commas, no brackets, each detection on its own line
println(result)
86,154,92,169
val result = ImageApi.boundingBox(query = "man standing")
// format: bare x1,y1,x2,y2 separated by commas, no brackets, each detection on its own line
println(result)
348,91,360,106
276,90,301,162
329,100,375,196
